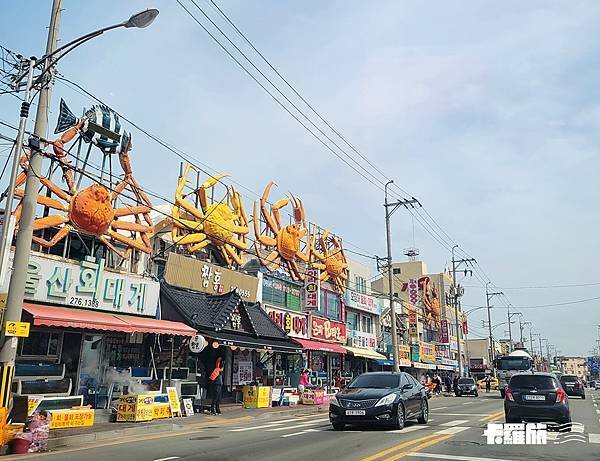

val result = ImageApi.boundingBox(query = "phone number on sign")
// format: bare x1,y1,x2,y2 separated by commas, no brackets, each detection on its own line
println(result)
68,296,99,308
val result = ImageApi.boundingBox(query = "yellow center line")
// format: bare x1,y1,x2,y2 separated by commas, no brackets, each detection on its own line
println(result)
360,434,441,461
382,434,453,461
479,409,505,422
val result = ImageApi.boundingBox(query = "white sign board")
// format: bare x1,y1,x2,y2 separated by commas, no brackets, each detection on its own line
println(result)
349,330,377,350
189,335,207,353
1,251,159,316
344,289,382,315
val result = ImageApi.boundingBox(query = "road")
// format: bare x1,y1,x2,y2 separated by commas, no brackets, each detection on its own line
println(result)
14,390,600,461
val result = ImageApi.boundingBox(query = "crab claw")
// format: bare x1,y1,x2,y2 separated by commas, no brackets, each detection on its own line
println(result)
200,174,229,191
289,194,305,224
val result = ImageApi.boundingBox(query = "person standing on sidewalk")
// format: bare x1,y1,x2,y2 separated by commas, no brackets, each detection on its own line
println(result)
209,357,224,415
485,375,491,393
298,369,310,393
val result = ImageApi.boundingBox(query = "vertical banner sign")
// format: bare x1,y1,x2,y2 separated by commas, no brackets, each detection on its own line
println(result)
462,318,469,335
408,309,418,338
304,268,320,310
166,387,182,417
408,279,418,305
440,319,449,344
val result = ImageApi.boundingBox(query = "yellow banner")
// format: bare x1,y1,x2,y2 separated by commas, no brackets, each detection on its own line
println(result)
50,409,94,429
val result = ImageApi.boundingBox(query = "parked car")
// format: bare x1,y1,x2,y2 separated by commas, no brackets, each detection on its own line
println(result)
504,372,571,427
329,372,429,431
456,377,478,397
477,376,499,390
559,375,585,399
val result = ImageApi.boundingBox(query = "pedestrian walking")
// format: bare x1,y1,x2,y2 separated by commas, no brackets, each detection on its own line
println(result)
444,374,452,393
485,375,491,393
209,357,223,415
453,375,459,394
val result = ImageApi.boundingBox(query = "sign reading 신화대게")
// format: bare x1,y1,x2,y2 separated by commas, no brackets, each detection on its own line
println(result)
0,251,159,316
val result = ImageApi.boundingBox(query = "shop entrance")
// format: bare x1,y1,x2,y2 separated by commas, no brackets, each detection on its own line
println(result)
61,332,83,395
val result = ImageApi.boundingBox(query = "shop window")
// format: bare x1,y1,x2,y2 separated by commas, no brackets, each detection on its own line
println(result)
355,276,367,294
326,291,340,320
393,268,401,274
347,311,359,331
362,315,373,334
19,331,62,358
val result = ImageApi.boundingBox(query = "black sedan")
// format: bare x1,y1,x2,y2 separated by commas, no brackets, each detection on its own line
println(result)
329,372,428,431
455,377,478,397
504,372,571,427
560,375,585,399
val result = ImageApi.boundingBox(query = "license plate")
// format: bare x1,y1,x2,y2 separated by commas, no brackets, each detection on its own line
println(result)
565,383,574,387
523,395,545,401
345,410,366,416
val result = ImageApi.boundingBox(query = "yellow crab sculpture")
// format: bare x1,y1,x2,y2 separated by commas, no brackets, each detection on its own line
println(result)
171,163,249,267
311,229,348,293
253,181,310,281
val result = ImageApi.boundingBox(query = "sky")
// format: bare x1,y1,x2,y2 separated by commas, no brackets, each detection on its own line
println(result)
1,0,599,356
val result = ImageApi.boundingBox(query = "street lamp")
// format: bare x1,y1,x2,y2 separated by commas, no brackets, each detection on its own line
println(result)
0,3,159,384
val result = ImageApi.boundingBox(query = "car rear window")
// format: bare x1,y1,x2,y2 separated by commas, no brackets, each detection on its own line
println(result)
459,378,474,384
560,376,577,382
349,374,400,389
509,375,557,389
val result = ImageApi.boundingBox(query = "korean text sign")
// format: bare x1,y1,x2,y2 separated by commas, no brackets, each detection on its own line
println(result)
303,268,320,310
344,289,382,315
266,307,309,339
1,252,159,316
310,316,346,343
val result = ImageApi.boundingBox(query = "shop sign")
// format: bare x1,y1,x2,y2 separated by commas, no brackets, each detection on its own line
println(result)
164,253,258,302
153,403,171,419
117,394,154,422
233,350,254,385
5,321,29,338
439,319,449,344
420,342,437,363
266,306,308,339
50,408,94,428
398,344,412,367
408,309,419,338
344,289,381,315
408,279,418,304
1,251,160,317
183,398,194,417
310,316,346,343
349,330,376,349
262,276,301,310
189,334,207,353
303,268,320,310
450,337,458,352
462,318,469,335
442,358,458,367
410,343,420,362
435,343,449,359
166,387,181,417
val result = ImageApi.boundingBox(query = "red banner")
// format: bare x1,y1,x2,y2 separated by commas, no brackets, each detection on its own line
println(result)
462,318,469,335
310,316,347,343
440,319,449,343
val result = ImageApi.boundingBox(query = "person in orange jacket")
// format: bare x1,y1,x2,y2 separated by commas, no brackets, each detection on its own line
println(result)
209,357,224,415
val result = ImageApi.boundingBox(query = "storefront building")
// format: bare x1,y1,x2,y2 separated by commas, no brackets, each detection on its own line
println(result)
2,250,195,411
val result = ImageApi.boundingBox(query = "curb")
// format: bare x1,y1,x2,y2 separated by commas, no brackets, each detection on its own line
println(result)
47,405,324,450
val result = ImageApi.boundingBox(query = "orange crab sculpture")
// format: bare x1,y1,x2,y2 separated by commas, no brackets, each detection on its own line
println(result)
419,276,441,328
253,181,310,281
11,101,153,258
310,228,348,293
171,163,249,267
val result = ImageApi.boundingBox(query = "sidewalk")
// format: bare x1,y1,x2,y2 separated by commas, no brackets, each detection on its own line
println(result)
45,403,325,451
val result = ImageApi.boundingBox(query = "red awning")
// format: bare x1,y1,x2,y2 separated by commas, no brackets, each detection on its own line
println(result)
23,303,196,337
296,338,346,354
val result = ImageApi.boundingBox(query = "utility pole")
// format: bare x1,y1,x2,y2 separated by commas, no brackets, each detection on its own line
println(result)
0,58,36,283
485,283,503,372
451,246,475,376
0,0,62,383
383,180,419,372
507,305,512,351
529,328,534,356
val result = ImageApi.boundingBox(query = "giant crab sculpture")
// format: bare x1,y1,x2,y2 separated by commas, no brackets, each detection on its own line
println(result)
11,99,153,258
310,228,348,293
171,163,249,267
419,276,441,328
253,181,310,281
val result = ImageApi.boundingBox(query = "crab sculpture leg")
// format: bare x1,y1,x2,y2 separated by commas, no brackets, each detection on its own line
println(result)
253,181,281,271
48,119,90,194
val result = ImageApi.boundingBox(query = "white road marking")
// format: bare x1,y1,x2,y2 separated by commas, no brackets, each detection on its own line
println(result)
436,426,470,435
432,413,489,417
406,453,515,461
589,433,600,443
266,420,328,432
153,458,180,461
387,425,428,434
281,428,321,438
462,402,474,405
596,409,600,414
229,422,285,432
431,406,448,410
440,420,469,427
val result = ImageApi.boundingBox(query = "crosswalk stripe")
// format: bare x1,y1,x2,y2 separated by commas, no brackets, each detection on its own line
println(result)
281,429,321,438
266,420,327,432
440,420,469,427
406,453,515,461
436,426,470,435
463,402,474,405
229,422,284,432
589,433,600,443
387,426,427,434
432,413,489,417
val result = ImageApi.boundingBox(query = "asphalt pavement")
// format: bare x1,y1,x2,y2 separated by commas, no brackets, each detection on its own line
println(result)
11,389,600,461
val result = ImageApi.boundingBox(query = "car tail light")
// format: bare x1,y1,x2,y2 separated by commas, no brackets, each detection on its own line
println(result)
556,387,566,404
505,387,515,401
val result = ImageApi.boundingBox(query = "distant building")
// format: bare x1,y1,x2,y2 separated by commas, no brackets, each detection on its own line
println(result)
558,357,588,381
